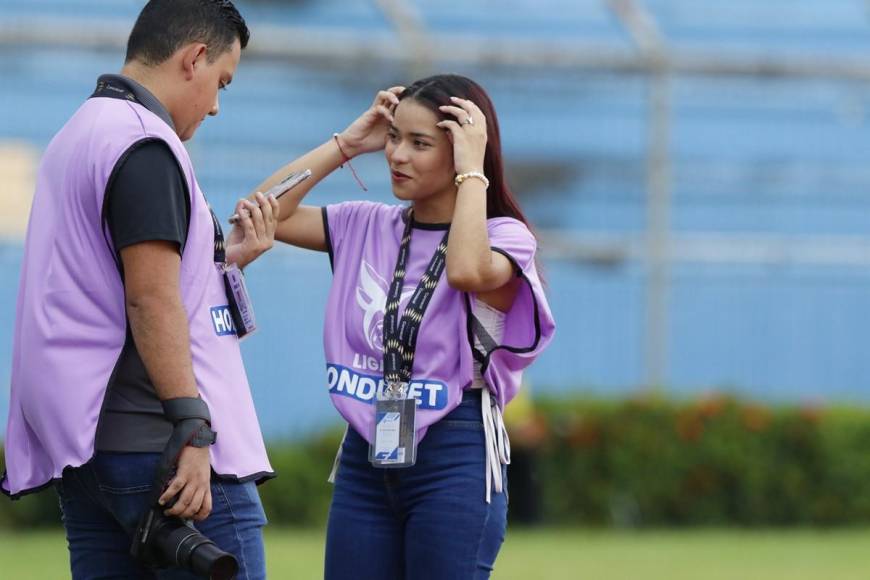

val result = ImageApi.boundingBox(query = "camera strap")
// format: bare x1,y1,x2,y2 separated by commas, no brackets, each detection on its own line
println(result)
162,397,216,449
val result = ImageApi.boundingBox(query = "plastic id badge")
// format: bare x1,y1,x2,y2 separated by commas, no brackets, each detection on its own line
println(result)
370,393,417,468
223,264,257,339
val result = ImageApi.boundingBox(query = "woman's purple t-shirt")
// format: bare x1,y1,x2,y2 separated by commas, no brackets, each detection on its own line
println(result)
323,201,554,444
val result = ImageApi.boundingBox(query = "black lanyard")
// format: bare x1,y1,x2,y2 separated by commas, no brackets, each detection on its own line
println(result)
94,78,226,265
209,206,226,264
382,214,450,389
92,79,137,102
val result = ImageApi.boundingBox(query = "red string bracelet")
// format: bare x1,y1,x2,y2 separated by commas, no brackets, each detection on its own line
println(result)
332,133,368,192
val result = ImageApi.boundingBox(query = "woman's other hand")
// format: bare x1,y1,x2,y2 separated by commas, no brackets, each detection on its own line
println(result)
337,86,404,158
225,192,280,269
437,96,488,175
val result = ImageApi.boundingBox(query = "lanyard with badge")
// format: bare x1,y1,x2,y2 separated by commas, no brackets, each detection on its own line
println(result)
370,213,449,468
210,208,258,339
94,77,257,339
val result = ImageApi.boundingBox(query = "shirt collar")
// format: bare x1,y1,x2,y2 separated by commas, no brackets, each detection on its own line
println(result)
92,74,176,131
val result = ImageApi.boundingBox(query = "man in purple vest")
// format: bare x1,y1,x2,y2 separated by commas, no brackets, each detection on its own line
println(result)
2,1,277,577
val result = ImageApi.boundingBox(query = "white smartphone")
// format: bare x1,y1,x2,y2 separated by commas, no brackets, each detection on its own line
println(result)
228,168,312,224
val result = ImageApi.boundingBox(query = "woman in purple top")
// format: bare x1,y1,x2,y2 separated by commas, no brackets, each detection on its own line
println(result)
259,74,554,579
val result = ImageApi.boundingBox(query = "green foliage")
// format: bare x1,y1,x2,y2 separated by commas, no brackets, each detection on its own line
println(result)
3,396,870,529
256,429,342,527
0,430,344,530
536,394,870,526
0,480,62,529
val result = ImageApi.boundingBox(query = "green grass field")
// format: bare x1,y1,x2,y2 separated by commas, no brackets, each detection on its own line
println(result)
1,527,868,579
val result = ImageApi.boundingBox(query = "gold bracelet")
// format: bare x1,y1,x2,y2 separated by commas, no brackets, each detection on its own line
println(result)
454,171,490,189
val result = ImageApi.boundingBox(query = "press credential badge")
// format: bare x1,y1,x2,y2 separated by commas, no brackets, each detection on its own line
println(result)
370,383,417,468
223,263,257,339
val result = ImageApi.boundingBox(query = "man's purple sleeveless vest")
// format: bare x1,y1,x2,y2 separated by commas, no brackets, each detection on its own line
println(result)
2,97,271,497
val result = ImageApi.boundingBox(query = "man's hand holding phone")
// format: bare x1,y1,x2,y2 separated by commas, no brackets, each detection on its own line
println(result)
224,169,312,269
228,169,312,225
224,192,278,270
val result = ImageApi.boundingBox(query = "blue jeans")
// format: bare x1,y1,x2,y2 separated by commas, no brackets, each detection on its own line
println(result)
55,452,267,579
325,391,508,580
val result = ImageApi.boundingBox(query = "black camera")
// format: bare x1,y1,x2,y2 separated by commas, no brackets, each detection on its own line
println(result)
130,402,235,579
131,502,238,579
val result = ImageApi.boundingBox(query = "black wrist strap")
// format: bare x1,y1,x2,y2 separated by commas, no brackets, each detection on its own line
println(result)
160,397,216,452
180,419,217,448
162,396,212,425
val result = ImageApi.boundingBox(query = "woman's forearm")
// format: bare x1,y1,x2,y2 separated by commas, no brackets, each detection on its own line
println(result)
254,137,345,222
446,180,498,290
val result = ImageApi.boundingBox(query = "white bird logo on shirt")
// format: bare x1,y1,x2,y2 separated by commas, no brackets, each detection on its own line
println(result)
356,261,415,352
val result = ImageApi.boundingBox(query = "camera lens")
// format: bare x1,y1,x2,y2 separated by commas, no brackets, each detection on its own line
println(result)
190,543,239,580
151,519,239,579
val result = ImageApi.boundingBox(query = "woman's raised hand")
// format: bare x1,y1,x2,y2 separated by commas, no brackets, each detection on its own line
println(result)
336,87,405,158
437,97,488,176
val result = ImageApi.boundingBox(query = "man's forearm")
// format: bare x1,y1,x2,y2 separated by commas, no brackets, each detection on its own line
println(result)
126,293,199,401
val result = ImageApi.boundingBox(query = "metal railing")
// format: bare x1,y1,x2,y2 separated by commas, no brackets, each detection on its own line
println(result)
1,0,868,388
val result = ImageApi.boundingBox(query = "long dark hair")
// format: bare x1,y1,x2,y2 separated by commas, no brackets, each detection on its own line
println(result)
400,74,531,231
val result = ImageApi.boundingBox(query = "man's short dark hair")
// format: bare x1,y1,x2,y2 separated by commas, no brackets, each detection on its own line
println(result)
125,0,250,66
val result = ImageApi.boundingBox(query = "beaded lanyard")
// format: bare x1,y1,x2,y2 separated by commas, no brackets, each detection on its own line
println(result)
382,212,450,396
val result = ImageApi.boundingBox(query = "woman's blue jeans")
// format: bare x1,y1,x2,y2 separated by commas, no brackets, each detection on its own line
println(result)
325,391,508,580
55,451,267,579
